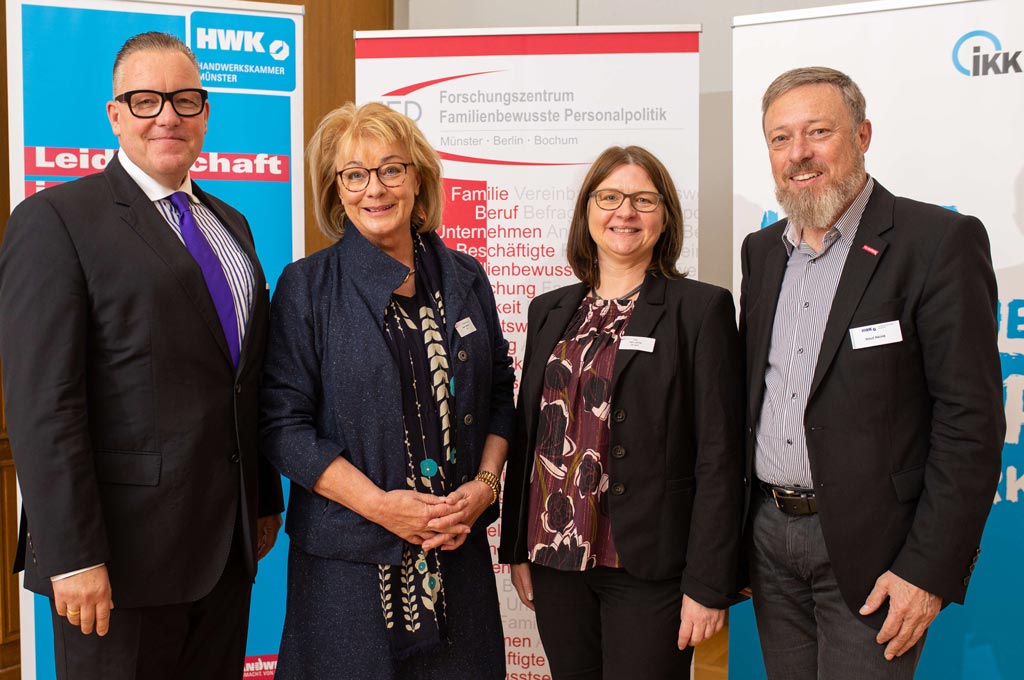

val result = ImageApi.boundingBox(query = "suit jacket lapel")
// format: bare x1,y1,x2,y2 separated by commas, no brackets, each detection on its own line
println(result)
524,284,587,440
611,273,665,385
809,183,895,398
748,237,789,424
106,157,234,365
431,232,476,344
192,182,267,374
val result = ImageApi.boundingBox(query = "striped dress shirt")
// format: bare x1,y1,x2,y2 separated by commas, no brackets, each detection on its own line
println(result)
754,177,875,488
117,150,254,353
154,193,254,350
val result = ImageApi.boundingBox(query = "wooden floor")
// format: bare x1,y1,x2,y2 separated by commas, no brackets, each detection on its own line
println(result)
693,624,729,680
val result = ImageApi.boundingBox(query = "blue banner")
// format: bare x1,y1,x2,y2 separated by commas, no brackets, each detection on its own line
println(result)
12,2,302,677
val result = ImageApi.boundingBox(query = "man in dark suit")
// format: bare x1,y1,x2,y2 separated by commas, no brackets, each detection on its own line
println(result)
0,32,283,679
739,66,1004,679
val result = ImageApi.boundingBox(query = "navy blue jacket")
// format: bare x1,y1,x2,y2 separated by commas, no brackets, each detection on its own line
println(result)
260,224,515,565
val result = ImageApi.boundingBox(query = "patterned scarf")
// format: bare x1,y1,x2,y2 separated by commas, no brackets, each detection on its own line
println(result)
379,232,456,659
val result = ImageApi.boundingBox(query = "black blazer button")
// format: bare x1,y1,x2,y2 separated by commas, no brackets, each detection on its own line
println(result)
611,483,625,495
235,384,242,394
463,414,474,425
962,576,970,586
457,350,469,362
612,409,626,423
461,474,469,484
611,445,625,459
229,452,240,464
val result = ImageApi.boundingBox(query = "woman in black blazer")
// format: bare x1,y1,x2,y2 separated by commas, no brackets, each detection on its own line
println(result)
498,145,745,680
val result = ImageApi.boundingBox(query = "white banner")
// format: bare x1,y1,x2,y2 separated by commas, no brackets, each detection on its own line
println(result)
356,26,701,680
731,1,1023,677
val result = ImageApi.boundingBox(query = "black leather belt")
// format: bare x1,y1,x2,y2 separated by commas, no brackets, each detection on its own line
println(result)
759,481,817,515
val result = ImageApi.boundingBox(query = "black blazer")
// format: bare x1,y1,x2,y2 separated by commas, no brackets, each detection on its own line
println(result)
739,180,1004,624
499,273,745,608
0,155,283,608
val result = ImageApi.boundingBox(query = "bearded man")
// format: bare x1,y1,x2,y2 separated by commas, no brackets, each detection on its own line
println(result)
738,66,1003,680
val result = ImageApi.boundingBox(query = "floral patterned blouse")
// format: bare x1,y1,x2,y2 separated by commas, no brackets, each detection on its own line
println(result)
526,294,636,571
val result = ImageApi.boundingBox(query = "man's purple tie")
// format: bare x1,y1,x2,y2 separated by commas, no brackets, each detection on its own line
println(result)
168,191,240,367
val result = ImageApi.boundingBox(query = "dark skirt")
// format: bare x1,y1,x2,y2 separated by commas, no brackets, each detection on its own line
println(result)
275,531,505,680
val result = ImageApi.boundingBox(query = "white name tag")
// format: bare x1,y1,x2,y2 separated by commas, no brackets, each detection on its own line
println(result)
849,320,903,350
620,336,656,352
455,317,477,337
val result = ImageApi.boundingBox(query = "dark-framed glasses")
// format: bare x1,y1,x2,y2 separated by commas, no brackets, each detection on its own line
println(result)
590,189,663,213
114,89,208,118
337,163,413,191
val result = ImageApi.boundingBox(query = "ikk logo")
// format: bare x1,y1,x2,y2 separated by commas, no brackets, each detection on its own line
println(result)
952,30,1021,77
191,12,296,92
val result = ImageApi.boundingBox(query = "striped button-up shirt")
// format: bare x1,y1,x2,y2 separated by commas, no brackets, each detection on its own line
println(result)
754,177,875,487
119,151,254,353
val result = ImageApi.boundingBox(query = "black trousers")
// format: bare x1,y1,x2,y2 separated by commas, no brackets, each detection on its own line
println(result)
530,563,693,680
49,538,252,680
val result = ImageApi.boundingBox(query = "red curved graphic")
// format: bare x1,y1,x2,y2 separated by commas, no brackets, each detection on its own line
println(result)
383,71,501,96
438,151,586,167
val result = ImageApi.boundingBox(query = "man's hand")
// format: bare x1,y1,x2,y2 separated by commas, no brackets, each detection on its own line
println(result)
257,514,283,560
860,570,941,660
53,565,114,636
677,594,725,648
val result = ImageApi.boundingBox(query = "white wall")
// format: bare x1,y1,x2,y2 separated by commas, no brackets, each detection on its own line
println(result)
396,0,856,289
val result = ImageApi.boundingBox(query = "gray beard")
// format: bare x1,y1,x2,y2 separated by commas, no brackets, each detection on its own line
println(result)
776,163,865,233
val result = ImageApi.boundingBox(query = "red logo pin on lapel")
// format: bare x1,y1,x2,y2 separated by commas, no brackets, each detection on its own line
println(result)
862,244,879,256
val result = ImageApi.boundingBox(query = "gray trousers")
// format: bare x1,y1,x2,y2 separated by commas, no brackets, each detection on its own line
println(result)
749,493,925,680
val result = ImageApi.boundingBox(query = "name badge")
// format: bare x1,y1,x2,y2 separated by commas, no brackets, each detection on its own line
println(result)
620,336,656,352
455,317,477,337
849,320,902,350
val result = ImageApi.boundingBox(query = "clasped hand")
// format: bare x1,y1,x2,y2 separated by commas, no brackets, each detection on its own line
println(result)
374,480,492,551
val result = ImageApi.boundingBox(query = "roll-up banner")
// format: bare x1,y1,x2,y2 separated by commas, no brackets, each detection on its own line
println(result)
355,27,701,679
732,0,1022,677
6,0,303,676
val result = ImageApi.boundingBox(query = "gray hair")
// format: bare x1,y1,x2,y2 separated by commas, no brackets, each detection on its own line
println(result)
112,32,199,95
761,66,866,127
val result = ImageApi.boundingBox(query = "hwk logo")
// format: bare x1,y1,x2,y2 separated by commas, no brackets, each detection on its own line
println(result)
952,30,1021,77
197,28,265,52
196,29,291,61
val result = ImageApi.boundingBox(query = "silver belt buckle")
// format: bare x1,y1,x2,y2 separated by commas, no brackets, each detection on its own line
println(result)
770,486,785,510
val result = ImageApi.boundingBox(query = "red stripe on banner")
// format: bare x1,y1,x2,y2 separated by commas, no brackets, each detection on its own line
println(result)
357,32,699,58
24,147,289,183
191,152,290,182
243,654,278,679
25,146,114,177
441,178,489,263
438,151,587,167
25,180,65,196
384,70,502,95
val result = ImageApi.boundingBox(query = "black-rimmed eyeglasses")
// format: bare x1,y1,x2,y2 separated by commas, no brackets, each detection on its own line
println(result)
589,189,663,213
114,89,209,118
337,163,413,192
